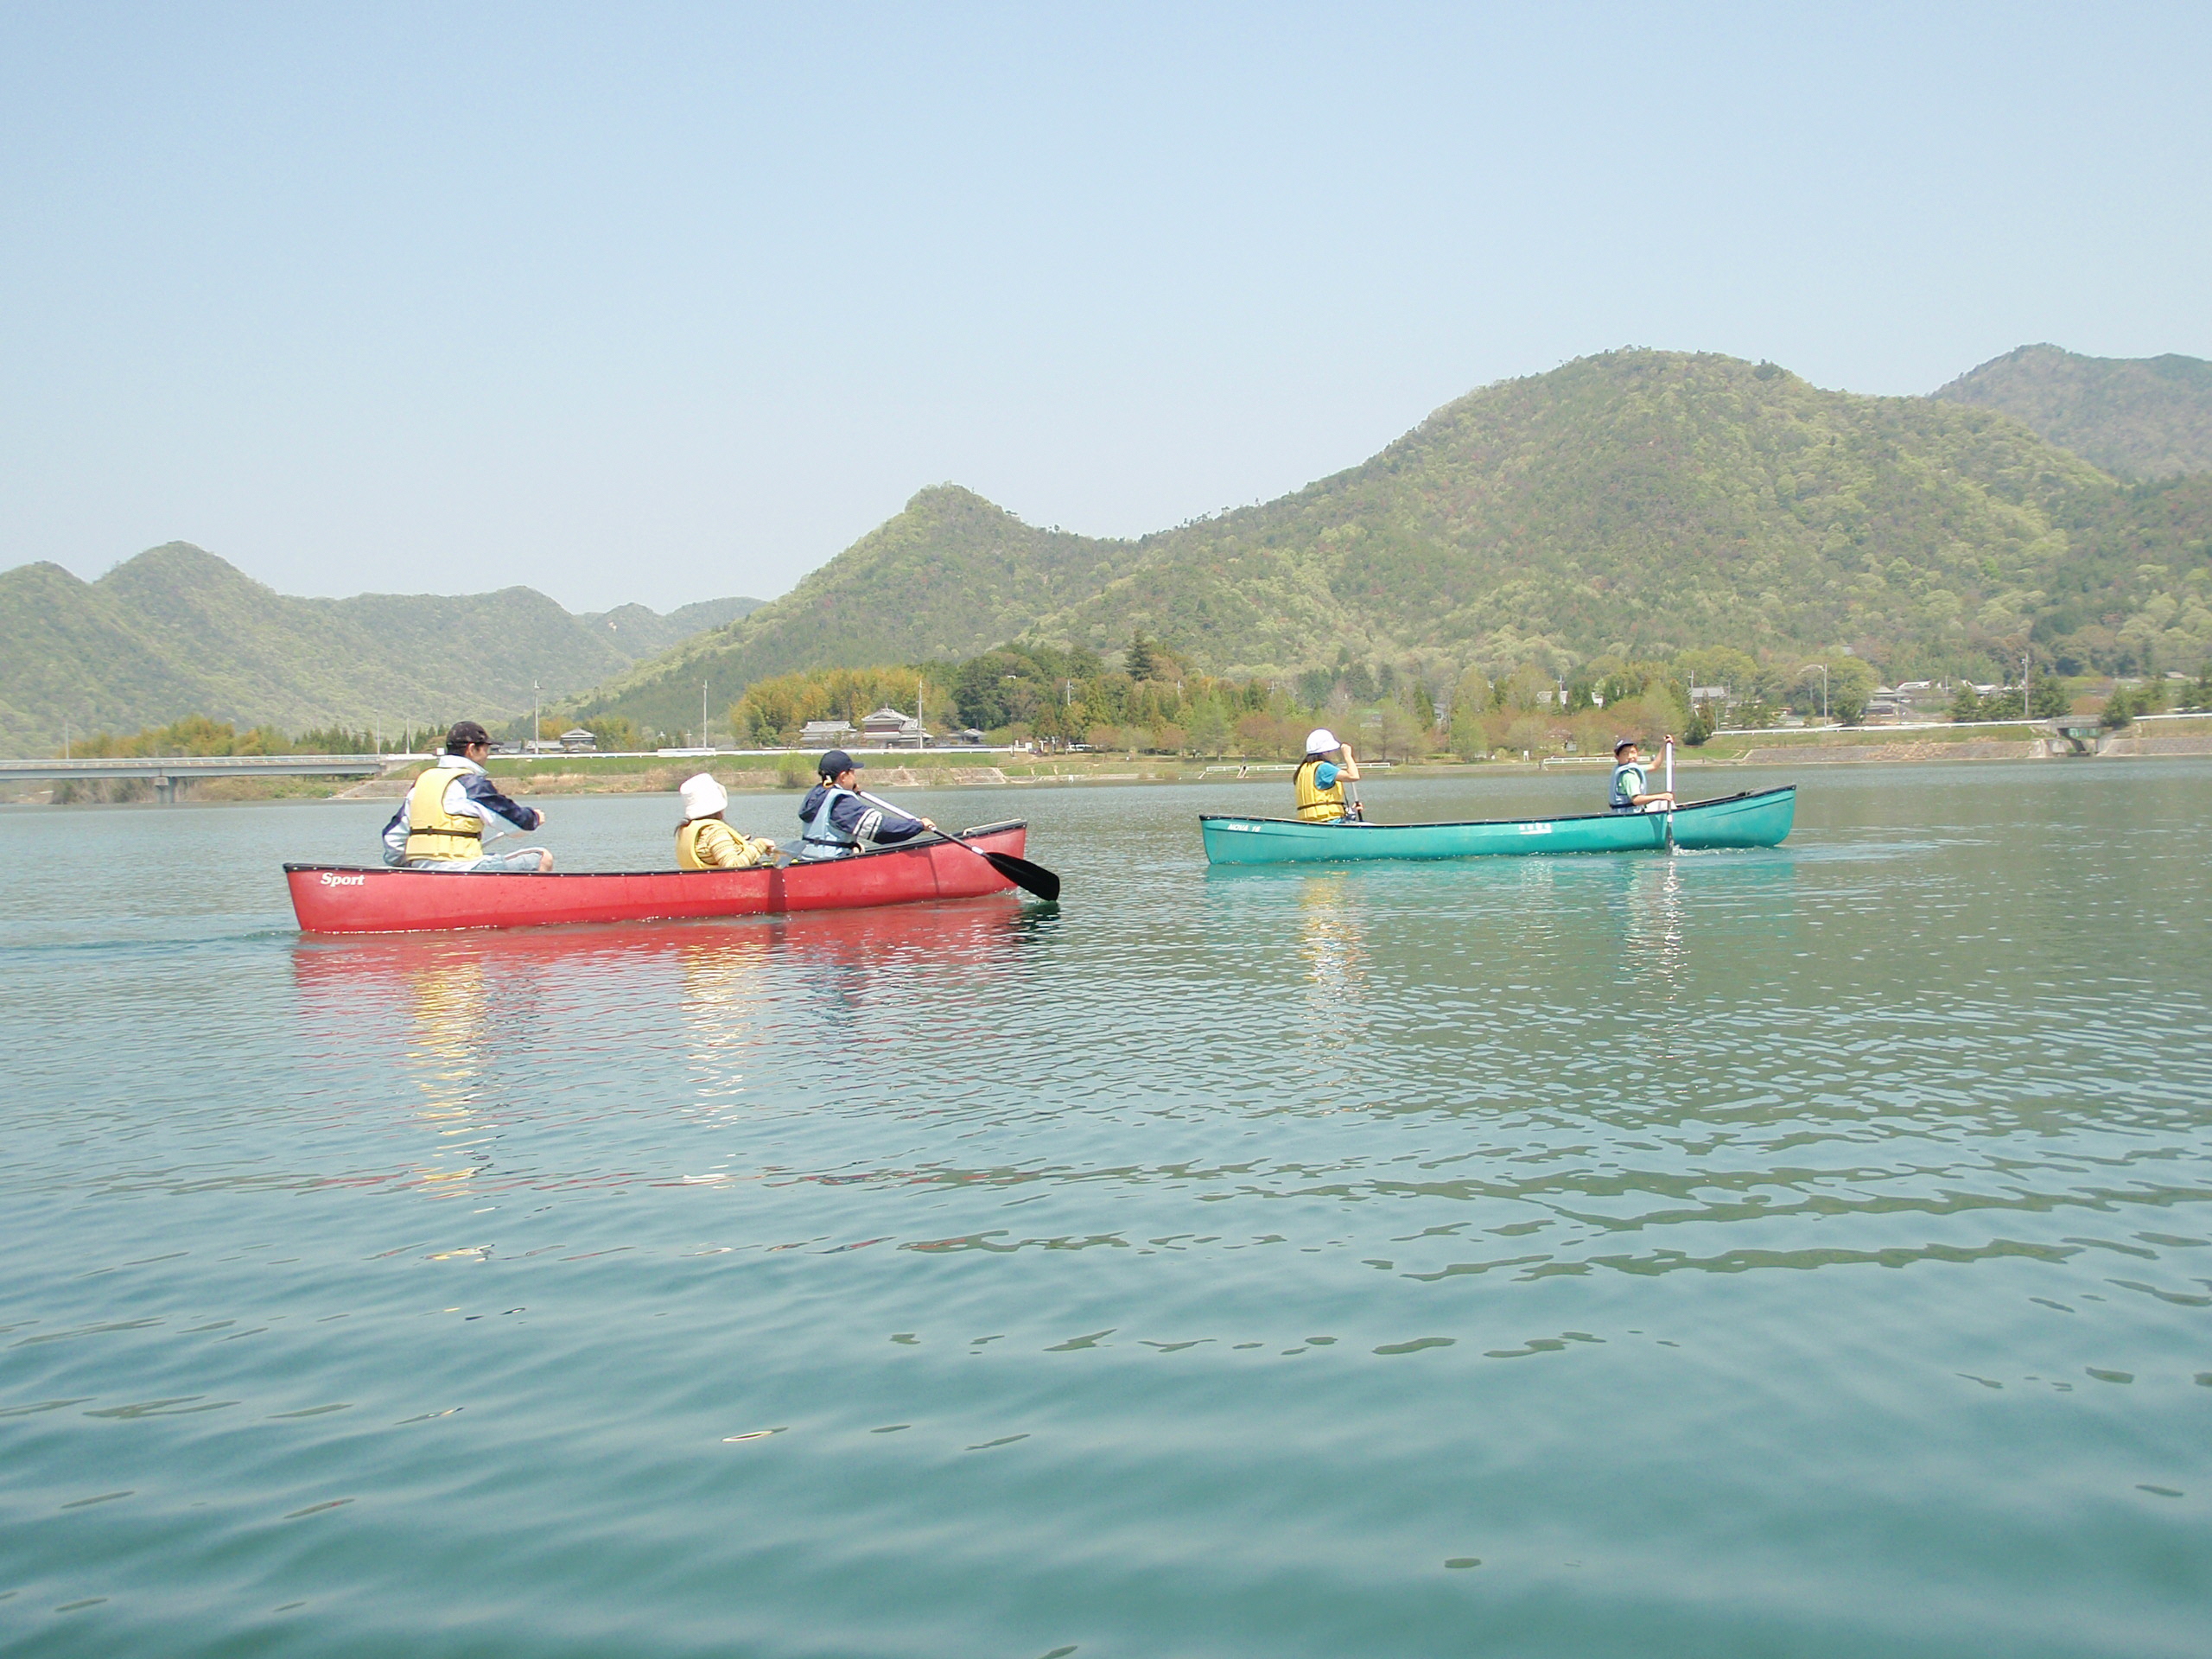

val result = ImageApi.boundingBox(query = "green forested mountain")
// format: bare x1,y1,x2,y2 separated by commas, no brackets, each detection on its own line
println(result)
580,597,760,658
565,485,1147,736
572,349,2212,734
0,542,759,755
1933,344,2212,480
1033,350,2131,677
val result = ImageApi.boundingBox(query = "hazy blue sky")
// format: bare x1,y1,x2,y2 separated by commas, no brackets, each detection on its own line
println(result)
4,3,2207,611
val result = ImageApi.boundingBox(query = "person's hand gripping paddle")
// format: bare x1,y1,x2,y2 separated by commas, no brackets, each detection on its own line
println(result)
1340,740,1367,823
856,790,1061,901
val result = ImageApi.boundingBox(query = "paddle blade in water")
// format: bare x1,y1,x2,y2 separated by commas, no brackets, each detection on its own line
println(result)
981,849,1060,901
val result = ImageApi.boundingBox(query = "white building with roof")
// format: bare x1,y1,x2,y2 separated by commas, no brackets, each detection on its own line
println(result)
861,708,928,747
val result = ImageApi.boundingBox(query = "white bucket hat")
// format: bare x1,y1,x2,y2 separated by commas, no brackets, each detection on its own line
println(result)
1306,728,1339,754
679,772,728,820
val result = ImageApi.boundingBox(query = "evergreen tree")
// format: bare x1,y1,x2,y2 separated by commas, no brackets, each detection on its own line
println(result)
1124,632,1162,682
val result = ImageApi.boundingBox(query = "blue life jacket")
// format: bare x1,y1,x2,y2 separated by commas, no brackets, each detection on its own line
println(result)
1609,762,1647,811
798,785,883,861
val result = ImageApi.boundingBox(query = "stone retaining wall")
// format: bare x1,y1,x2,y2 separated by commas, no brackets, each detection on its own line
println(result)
2099,734,2212,757
1739,739,2038,764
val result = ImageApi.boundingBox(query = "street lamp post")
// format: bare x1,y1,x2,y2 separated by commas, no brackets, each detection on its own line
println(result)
1801,664,1829,721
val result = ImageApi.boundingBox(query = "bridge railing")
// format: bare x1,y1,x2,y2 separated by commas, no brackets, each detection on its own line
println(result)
0,754,390,780
0,754,396,802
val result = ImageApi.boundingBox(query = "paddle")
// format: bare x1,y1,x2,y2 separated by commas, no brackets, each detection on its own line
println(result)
1662,735,1676,853
856,789,1061,901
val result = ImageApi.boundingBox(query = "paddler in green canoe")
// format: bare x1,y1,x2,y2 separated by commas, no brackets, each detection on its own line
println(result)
1292,728,1364,823
1608,737,1678,814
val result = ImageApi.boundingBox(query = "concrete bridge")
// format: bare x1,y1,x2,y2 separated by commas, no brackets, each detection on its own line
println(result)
0,753,391,804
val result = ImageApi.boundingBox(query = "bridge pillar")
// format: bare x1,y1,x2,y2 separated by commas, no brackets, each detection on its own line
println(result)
154,772,175,805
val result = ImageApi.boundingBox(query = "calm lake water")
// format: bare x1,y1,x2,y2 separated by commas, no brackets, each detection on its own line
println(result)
3,763,2209,1658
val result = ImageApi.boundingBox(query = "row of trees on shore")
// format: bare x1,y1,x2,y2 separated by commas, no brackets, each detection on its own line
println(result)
54,715,431,760
54,713,646,760
722,636,1855,760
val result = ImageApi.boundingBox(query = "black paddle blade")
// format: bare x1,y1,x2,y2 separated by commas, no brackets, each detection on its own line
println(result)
979,849,1060,902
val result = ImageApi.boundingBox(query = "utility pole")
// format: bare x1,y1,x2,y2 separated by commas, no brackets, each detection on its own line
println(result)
2022,652,2031,718
1802,664,1829,721
702,681,710,750
533,680,542,751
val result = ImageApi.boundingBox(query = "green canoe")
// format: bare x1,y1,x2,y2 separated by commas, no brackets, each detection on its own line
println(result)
1199,785,1796,865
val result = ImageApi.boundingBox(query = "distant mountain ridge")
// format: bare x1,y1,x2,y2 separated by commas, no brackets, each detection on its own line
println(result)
0,543,759,755
569,349,2212,729
1933,344,2212,480
567,485,1149,736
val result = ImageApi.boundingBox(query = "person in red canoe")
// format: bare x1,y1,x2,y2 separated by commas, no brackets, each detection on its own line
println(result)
795,750,938,861
675,773,779,869
380,721,555,872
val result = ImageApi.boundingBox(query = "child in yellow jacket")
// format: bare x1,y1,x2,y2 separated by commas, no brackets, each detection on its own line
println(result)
675,774,779,870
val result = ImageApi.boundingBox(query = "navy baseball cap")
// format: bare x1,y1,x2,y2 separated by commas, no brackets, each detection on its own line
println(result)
817,749,863,776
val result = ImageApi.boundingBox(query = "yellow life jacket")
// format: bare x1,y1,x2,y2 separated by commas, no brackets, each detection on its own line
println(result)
677,818,716,871
1294,757,1348,823
678,818,773,871
404,766,483,861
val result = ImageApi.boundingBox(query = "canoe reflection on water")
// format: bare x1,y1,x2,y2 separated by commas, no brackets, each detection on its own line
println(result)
289,897,1050,1164
293,895,1042,1012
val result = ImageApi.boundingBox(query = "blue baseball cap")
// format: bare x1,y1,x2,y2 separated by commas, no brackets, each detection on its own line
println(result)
817,749,862,776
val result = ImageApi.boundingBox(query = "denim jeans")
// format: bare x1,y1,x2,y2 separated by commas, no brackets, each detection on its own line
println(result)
410,849,549,873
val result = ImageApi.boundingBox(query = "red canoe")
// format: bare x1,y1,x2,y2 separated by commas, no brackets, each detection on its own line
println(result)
285,821,1032,935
